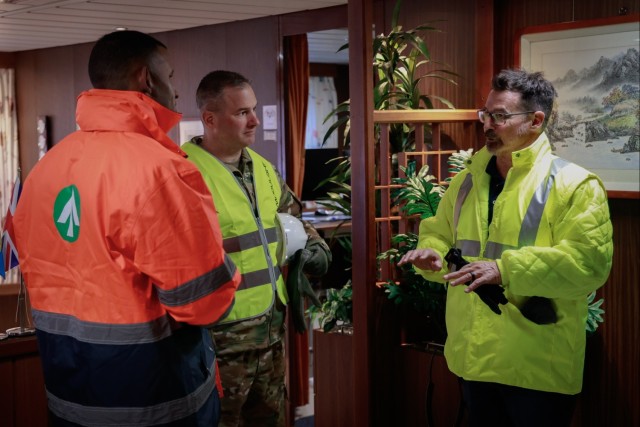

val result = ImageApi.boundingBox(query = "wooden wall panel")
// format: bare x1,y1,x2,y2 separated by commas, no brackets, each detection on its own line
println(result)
35,47,77,146
395,346,466,427
0,53,16,68
347,1,376,426
0,358,15,426
577,198,640,427
0,285,19,330
279,5,347,36
313,330,354,427
378,0,480,149
0,337,48,427
224,17,280,167
13,353,48,427
166,25,228,145
475,0,495,107
574,0,640,20
72,42,94,106
16,50,37,181
391,0,479,110
167,25,228,122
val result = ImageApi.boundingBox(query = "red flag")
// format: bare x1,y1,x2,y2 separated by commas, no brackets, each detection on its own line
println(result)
2,175,22,276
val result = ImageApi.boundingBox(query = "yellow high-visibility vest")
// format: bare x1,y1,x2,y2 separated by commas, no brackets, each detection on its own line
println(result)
184,143,288,324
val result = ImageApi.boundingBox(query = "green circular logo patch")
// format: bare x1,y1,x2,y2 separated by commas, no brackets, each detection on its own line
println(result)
53,185,81,242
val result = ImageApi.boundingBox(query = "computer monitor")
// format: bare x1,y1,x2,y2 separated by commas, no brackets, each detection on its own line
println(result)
301,148,343,201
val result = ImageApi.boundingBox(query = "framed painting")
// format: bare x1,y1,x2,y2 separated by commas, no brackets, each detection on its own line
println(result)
516,14,640,199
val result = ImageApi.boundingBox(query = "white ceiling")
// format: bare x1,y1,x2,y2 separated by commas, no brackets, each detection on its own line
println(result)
308,28,348,64
0,0,348,63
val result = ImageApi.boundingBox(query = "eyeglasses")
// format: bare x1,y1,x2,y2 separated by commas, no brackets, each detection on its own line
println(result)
477,109,535,125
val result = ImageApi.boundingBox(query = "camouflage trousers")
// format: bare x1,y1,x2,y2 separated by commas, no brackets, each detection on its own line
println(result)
217,340,286,427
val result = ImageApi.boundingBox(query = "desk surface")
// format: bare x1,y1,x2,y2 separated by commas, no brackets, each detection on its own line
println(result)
302,213,351,236
0,334,39,358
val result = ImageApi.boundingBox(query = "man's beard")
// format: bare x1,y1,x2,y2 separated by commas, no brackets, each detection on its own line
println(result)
484,124,529,154
484,131,500,154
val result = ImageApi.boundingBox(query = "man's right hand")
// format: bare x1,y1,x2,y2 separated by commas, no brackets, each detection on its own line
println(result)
397,248,443,272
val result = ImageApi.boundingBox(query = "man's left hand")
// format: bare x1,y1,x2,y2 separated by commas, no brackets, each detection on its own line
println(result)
443,260,502,293
302,241,332,276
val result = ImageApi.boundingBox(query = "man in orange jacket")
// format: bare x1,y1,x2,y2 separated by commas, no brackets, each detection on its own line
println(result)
13,30,240,427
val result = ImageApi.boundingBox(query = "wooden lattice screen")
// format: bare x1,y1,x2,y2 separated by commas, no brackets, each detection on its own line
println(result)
373,109,480,285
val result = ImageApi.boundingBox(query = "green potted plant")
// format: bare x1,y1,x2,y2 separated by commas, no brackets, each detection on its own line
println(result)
321,0,458,151
377,150,472,344
307,281,353,333
311,0,459,336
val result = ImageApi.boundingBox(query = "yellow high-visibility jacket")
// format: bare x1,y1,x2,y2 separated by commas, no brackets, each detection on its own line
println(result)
416,132,613,394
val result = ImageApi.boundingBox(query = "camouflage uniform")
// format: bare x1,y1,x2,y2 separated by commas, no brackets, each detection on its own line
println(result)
192,139,328,427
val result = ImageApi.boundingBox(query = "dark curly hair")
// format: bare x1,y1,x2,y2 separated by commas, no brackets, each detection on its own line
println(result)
492,69,558,128
88,30,166,90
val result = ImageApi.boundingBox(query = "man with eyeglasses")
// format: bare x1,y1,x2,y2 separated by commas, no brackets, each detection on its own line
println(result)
399,69,613,426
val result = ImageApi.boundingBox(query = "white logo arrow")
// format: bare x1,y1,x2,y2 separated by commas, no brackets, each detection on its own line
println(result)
56,189,80,238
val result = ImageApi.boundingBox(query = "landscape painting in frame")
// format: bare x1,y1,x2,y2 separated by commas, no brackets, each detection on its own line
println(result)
518,16,639,195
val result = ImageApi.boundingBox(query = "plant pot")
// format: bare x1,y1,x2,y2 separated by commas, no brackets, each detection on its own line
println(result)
312,328,354,427
401,310,447,346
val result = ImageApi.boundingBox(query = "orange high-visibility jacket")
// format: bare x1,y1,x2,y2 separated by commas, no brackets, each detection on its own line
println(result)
14,89,240,426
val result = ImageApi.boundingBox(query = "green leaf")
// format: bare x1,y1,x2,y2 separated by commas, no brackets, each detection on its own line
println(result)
586,291,605,334
321,115,350,147
420,94,455,109
336,42,349,53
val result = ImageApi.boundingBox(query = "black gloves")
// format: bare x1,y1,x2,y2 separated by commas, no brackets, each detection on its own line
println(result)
444,248,557,324
520,296,557,325
286,248,326,333
444,248,508,315
301,241,332,276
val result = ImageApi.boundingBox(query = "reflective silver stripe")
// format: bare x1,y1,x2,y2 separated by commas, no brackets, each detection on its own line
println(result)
483,241,518,259
32,310,175,345
519,157,570,247
453,174,474,243
483,157,569,259
238,267,282,291
46,356,217,427
157,254,237,307
458,239,481,257
451,157,571,262
254,215,279,291
223,227,278,254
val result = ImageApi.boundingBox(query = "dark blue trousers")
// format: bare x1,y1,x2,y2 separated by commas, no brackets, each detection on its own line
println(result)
461,379,577,427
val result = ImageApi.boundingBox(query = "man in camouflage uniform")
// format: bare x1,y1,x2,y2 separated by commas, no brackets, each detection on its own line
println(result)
182,70,330,427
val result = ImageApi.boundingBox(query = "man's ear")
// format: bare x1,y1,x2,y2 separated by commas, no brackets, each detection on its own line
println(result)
531,111,545,129
132,65,152,96
201,109,216,128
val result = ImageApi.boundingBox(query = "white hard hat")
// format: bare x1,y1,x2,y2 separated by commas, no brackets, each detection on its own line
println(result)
275,213,308,266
